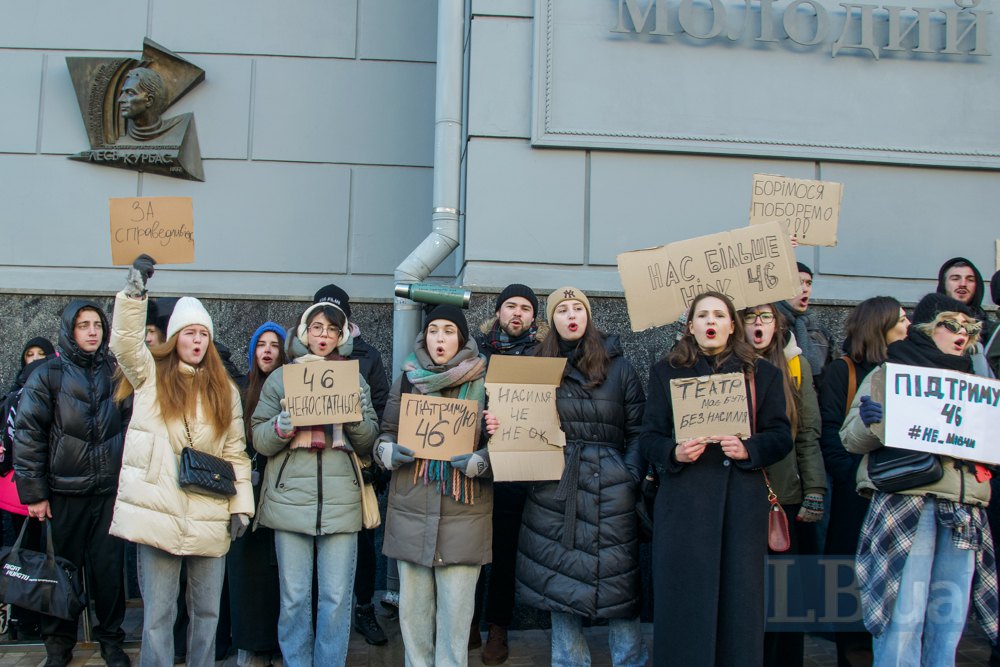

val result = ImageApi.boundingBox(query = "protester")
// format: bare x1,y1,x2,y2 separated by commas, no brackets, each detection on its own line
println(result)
640,291,792,667
310,283,391,647
817,296,908,666
777,262,835,387
842,293,996,665
473,283,544,664
487,287,647,667
936,257,994,340
742,303,825,667
108,255,254,667
17,337,55,377
376,304,490,667
14,301,130,667
228,322,287,667
251,300,378,667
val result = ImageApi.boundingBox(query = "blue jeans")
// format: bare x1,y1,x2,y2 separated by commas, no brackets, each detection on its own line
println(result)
873,499,975,667
550,611,648,667
398,560,479,667
137,544,225,667
273,530,357,667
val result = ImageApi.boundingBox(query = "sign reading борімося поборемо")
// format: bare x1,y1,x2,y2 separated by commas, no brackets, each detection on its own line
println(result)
532,1,999,168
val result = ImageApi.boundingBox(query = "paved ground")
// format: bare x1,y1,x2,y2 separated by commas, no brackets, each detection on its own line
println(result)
0,603,993,666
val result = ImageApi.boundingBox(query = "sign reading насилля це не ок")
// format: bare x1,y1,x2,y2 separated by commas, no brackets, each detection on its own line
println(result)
532,1,999,169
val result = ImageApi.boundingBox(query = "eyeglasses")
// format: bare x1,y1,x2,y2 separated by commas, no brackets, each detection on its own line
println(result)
742,312,775,324
308,324,342,338
937,318,981,336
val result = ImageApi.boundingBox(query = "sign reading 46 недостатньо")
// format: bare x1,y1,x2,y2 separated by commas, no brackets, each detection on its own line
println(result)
873,363,1000,465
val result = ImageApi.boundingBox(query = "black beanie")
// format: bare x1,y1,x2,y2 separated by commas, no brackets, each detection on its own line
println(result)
312,284,352,318
494,283,539,317
991,270,1000,307
796,262,813,276
424,304,469,343
20,337,56,368
912,293,973,326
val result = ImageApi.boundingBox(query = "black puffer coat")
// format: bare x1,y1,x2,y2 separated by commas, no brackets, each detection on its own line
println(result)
516,335,645,619
14,300,127,503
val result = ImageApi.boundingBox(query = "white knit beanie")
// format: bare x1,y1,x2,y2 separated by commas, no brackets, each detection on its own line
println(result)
166,297,214,341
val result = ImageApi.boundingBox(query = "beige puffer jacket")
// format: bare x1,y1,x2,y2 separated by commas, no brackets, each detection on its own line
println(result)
841,367,990,507
109,292,254,557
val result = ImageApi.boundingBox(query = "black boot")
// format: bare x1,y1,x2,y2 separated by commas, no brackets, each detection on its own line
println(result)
354,603,388,646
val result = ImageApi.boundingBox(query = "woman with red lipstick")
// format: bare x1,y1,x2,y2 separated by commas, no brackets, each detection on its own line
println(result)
375,304,490,667
639,291,793,667
251,302,379,667
742,303,825,667
229,322,287,667
498,287,648,667
109,255,255,667
841,294,996,666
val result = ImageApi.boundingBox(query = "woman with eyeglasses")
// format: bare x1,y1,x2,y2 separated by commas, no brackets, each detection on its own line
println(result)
250,301,379,666
639,291,792,667
841,293,996,666
817,296,908,665
741,303,825,667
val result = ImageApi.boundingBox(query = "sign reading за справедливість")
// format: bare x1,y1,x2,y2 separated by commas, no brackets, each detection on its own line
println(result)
874,363,1000,465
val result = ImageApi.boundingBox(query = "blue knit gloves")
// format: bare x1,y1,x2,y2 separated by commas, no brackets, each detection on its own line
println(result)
376,441,415,471
859,396,883,427
450,451,489,478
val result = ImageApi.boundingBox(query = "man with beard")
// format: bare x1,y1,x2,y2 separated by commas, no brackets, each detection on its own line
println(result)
472,284,545,664
776,262,835,388
936,257,995,342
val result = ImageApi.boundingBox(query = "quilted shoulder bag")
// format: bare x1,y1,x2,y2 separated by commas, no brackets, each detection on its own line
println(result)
178,417,237,498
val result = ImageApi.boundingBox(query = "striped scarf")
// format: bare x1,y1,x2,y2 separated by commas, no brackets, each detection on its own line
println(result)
402,343,486,504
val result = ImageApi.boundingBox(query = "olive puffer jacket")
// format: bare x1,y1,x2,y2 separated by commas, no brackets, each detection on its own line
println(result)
516,335,646,619
251,338,379,537
14,300,128,503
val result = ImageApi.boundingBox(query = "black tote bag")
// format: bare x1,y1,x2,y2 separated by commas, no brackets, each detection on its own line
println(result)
0,519,87,621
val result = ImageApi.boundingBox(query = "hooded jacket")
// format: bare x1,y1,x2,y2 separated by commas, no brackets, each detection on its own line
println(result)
936,257,994,340
13,300,128,503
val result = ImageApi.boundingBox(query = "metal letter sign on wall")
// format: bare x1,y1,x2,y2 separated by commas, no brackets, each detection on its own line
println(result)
531,0,1000,169
67,38,205,181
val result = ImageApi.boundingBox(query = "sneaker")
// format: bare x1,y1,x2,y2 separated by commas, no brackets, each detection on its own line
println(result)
380,590,399,620
482,623,509,665
101,645,132,667
354,603,388,646
469,621,482,650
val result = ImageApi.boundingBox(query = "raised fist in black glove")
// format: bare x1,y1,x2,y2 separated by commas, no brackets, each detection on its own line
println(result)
125,253,157,298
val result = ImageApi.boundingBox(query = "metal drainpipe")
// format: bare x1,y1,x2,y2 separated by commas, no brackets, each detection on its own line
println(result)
392,0,465,377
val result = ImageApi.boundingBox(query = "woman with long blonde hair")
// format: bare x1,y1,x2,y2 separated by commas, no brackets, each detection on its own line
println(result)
109,255,254,667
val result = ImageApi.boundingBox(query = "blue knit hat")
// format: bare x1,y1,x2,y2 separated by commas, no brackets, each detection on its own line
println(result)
248,321,286,371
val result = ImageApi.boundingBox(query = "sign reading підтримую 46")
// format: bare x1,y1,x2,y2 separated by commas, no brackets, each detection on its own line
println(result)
532,0,1000,169
66,38,205,181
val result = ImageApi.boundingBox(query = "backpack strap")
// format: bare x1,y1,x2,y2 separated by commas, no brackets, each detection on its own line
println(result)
841,355,856,418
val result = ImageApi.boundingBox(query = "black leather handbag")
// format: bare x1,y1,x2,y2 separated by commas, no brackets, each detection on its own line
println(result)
178,418,236,498
0,520,87,621
867,447,943,493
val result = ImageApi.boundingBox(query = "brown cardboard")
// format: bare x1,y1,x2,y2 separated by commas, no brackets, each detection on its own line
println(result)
485,356,567,482
109,197,195,265
748,174,843,247
616,221,799,331
283,360,361,427
669,372,750,441
398,394,480,461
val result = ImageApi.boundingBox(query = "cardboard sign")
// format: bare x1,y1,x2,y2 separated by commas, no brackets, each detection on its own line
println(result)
617,221,800,331
283,360,361,427
485,356,567,482
109,197,195,265
874,362,1000,465
398,394,479,461
670,372,751,441
748,174,843,247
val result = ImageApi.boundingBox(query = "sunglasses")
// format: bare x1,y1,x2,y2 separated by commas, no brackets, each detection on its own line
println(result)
937,318,981,336
742,312,775,324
